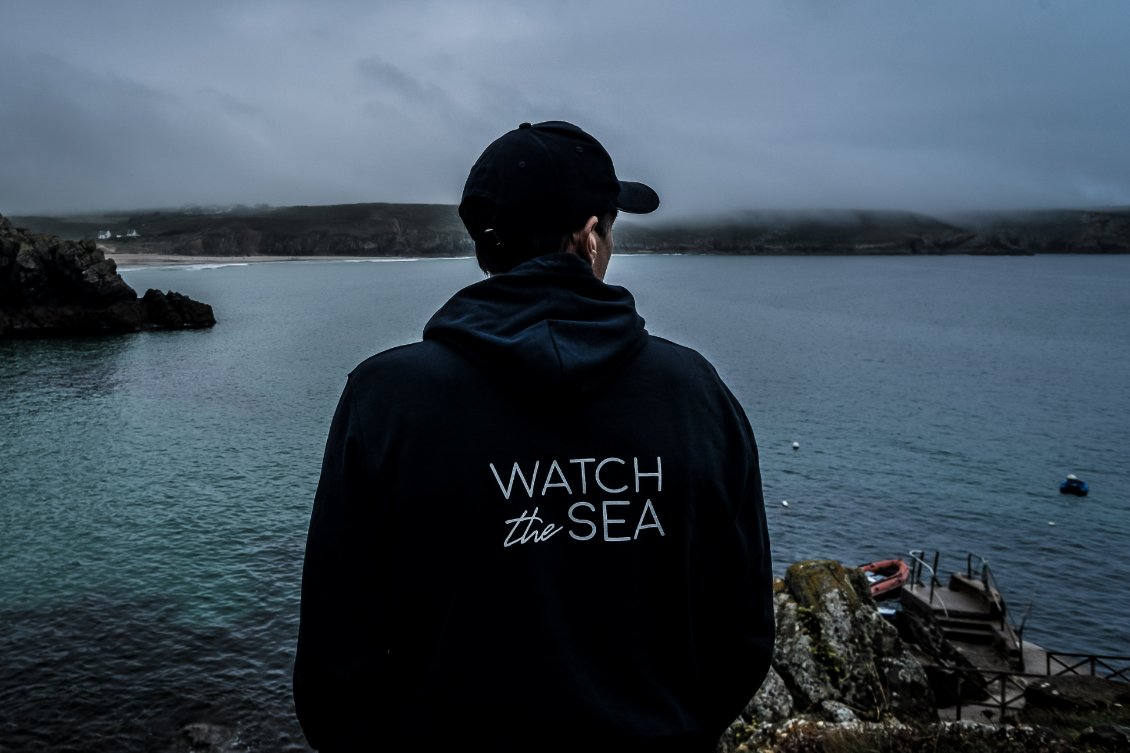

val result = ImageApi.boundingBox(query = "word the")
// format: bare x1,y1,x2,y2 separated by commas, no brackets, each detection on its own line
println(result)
503,499,665,547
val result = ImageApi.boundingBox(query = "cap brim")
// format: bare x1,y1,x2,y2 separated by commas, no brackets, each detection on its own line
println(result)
617,181,660,214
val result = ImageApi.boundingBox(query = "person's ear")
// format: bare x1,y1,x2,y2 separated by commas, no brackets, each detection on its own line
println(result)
570,216,600,266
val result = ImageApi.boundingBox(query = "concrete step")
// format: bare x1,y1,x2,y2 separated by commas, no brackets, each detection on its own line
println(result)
938,617,1001,645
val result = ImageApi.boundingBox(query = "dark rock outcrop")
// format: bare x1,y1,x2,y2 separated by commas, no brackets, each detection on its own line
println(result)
167,722,242,753
774,560,937,724
1075,724,1130,751
721,560,936,752
718,559,1130,753
1023,675,1130,714
0,214,215,337
1020,675,1130,747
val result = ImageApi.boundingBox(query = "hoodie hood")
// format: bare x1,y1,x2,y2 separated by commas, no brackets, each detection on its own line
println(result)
423,253,646,392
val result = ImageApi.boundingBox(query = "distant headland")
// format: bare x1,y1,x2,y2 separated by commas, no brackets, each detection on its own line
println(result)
9,203,1130,258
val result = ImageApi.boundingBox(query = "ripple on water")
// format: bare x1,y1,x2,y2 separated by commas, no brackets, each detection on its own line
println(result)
0,593,309,753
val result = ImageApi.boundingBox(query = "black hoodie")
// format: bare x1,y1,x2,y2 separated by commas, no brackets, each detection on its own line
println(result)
294,253,773,752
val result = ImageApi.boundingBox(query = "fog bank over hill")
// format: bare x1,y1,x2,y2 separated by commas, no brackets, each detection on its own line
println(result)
616,206,1130,254
9,203,1130,257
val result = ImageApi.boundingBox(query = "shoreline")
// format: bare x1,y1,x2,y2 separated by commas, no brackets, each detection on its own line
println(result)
104,252,456,267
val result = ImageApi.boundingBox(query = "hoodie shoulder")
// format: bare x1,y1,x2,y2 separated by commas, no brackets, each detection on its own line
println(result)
346,340,455,385
642,334,727,378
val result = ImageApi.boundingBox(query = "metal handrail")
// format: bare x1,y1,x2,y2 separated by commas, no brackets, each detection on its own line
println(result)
952,668,1034,723
907,549,937,588
952,653,1130,722
966,553,1008,625
964,552,1025,670
907,549,948,618
1046,652,1130,683
965,552,992,580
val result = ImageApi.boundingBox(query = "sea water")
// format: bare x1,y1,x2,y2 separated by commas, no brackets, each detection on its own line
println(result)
1,254,1127,751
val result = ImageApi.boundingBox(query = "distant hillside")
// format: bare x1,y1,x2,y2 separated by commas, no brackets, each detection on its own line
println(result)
616,209,974,254
9,203,1130,256
618,207,1130,254
10,203,471,258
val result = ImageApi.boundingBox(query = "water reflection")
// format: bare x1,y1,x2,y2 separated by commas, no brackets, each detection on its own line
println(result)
0,335,133,397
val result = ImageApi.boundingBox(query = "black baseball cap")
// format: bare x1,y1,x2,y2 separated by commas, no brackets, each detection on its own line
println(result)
459,121,660,242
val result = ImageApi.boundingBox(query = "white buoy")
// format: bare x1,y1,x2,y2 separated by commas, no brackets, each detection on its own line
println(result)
792,442,800,450
782,500,789,507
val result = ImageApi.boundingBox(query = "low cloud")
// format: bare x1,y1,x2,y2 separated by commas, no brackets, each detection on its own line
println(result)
2,1,1128,216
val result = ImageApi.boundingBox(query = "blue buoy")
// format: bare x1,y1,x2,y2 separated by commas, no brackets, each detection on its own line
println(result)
1059,474,1088,497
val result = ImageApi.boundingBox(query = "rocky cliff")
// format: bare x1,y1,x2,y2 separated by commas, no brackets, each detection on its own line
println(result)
0,214,215,337
720,560,1129,753
722,559,935,750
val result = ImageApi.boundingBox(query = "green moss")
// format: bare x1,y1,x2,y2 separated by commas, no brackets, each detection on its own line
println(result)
796,604,845,687
786,560,864,611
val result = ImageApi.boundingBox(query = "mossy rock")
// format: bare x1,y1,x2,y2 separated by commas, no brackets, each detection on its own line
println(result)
784,559,870,611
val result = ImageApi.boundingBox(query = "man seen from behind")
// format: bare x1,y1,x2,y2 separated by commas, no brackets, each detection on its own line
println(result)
293,120,775,752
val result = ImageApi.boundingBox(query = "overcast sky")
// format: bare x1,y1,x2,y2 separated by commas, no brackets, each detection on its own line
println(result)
3,0,1129,218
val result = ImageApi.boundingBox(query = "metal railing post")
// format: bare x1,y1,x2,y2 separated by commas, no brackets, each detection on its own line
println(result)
1017,624,1025,673
955,676,963,720
930,550,939,604
999,675,1007,720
